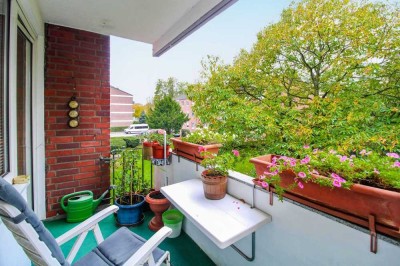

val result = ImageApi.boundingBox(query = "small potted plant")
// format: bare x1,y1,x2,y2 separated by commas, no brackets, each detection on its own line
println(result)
146,131,171,160
113,148,146,226
199,147,240,200
171,128,224,163
250,147,400,239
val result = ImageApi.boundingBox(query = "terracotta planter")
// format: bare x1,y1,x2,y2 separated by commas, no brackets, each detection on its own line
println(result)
142,141,155,160
171,137,222,163
146,190,171,231
250,154,400,239
152,143,170,159
200,170,228,200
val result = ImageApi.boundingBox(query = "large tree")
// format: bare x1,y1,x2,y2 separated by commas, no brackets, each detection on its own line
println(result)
147,96,189,134
153,77,188,103
187,0,399,154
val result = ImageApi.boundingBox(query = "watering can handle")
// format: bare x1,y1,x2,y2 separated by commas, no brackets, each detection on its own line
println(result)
60,191,93,212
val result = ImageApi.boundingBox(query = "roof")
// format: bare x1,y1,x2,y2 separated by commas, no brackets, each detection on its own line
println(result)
111,86,133,97
37,0,238,56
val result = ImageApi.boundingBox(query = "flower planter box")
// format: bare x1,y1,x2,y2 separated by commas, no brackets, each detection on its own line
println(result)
250,154,400,240
171,137,222,163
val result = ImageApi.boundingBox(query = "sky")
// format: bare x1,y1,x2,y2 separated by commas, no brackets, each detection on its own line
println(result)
110,0,292,104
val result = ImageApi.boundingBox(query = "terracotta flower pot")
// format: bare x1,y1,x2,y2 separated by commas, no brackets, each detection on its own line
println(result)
142,141,155,160
250,154,400,239
200,170,228,200
171,137,222,163
152,143,170,159
146,190,171,231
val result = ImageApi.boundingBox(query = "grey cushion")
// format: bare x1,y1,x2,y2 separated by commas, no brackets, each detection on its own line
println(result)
75,227,165,266
0,178,69,266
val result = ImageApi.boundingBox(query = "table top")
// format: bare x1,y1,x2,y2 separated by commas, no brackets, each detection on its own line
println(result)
161,179,272,249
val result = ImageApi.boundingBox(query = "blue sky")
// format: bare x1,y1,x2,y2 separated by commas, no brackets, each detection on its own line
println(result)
110,0,292,104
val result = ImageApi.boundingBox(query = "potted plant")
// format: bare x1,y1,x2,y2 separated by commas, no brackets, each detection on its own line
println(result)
147,131,171,160
199,147,240,199
146,190,171,231
250,148,400,239
171,128,223,163
113,148,146,226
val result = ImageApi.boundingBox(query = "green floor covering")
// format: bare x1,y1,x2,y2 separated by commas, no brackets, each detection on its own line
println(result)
44,210,215,266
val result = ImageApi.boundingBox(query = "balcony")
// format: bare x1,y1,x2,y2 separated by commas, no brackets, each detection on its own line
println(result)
41,154,400,265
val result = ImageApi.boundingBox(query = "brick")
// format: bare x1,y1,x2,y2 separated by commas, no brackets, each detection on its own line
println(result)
57,155,80,163
56,143,80,150
80,141,101,147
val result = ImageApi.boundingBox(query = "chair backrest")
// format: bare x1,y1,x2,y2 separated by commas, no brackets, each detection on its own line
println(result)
0,178,68,266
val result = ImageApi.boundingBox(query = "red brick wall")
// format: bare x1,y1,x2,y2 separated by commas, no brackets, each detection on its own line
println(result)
45,24,110,217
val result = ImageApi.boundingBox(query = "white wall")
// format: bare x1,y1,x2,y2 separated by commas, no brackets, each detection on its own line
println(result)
158,155,400,266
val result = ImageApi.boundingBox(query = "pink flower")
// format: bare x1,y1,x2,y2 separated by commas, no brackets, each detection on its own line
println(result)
373,168,380,174
387,152,400,159
331,173,341,179
232,149,240,157
265,170,279,176
331,173,346,183
272,157,278,164
360,149,367,156
261,181,269,188
333,179,342,187
392,161,400,168
297,181,304,189
198,146,206,153
289,159,297,167
303,145,310,149
329,150,337,154
300,156,310,164
339,155,347,162
298,172,306,178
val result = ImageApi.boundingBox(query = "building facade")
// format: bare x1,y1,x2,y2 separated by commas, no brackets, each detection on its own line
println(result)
110,86,134,127
175,95,199,132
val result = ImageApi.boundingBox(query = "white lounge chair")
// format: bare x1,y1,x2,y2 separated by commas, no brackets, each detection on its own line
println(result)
0,178,172,265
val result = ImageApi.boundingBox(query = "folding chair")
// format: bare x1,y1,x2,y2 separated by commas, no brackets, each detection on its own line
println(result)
0,178,172,265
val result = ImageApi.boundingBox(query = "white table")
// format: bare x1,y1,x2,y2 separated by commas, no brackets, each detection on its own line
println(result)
161,179,272,251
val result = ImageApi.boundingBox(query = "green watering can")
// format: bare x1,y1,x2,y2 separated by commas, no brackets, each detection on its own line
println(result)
61,187,113,223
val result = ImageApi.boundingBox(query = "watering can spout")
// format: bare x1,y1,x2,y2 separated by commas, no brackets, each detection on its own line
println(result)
92,185,116,211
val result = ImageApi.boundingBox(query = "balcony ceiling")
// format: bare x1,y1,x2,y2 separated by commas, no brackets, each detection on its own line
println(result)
37,0,237,56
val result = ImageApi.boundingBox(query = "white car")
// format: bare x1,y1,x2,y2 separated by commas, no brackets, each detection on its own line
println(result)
124,124,149,135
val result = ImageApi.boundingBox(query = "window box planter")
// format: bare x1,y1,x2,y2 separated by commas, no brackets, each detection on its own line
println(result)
250,154,400,241
170,137,222,163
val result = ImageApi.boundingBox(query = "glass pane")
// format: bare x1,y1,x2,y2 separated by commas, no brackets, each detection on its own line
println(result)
0,0,8,176
17,28,32,176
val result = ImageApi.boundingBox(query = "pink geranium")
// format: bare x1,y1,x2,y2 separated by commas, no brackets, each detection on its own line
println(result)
300,156,310,164
198,146,206,153
387,152,400,159
392,161,400,168
261,181,269,188
298,172,306,178
297,181,304,189
232,149,240,157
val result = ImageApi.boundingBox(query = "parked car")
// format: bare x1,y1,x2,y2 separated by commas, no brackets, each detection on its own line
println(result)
124,124,149,135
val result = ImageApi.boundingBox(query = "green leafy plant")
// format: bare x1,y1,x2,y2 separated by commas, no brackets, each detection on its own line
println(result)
256,147,400,199
200,147,240,176
182,128,224,145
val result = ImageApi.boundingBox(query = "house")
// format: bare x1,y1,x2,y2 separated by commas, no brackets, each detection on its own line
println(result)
176,94,200,131
110,86,134,127
0,0,238,264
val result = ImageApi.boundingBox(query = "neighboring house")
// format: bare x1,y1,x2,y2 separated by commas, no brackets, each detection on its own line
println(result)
0,0,237,263
176,94,199,132
110,86,134,127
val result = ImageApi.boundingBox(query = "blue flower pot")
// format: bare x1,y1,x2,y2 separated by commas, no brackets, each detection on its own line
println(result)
115,194,145,226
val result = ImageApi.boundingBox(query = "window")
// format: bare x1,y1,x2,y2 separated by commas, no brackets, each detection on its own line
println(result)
0,0,9,176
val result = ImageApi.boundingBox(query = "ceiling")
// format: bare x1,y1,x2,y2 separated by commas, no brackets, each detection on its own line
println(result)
37,0,237,56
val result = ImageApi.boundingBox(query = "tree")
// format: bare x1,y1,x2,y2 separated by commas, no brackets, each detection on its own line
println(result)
187,0,399,154
147,96,189,134
153,77,188,103
138,111,146,124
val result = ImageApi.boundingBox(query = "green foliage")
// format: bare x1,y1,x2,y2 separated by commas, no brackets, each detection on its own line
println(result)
201,149,240,176
182,128,224,145
187,0,400,156
123,138,140,148
111,126,127,132
111,136,142,150
112,148,143,204
147,96,189,134
153,77,188,103
138,111,147,123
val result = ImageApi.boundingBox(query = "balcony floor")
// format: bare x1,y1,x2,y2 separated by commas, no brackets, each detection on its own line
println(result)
44,209,215,266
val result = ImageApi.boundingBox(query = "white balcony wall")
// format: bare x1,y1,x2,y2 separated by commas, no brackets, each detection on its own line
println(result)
157,155,400,266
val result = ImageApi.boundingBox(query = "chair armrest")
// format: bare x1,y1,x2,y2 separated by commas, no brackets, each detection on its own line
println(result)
55,205,118,245
122,226,172,266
